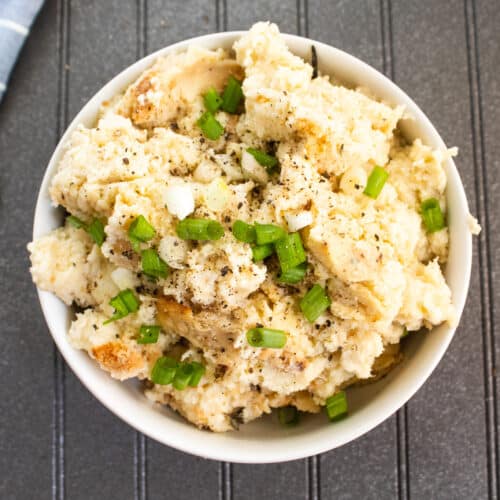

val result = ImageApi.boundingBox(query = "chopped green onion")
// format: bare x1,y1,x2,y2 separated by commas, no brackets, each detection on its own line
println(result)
232,220,256,244
197,111,224,140
254,222,286,245
278,262,308,284
67,215,106,246
203,87,223,113
221,75,243,113
275,232,307,272
129,215,156,252
137,325,160,344
151,356,178,385
300,284,331,322
104,288,140,324
67,215,86,229
401,327,409,338
173,363,195,390
141,248,169,279
176,218,224,241
252,243,274,261
246,327,287,348
278,406,300,426
187,362,206,387
87,219,106,246
325,391,348,422
364,165,389,199
421,198,446,232
246,148,278,171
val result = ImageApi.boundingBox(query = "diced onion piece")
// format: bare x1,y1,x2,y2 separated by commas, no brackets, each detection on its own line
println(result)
111,267,139,290
164,184,195,220
285,211,313,232
241,150,269,184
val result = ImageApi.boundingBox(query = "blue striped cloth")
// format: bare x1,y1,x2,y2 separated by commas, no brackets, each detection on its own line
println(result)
0,0,45,101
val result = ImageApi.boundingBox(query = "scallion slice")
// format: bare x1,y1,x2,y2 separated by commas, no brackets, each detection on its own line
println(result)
254,222,286,245
325,391,348,422
151,356,178,385
87,219,106,246
251,243,274,261
232,220,256,244
246,327,287,348
278,261,308,284
364,165,389,199
278,406,300,426
137,325,160,344
203,87,223,113
221,75,243,113
275,232,306,272
197,111,224,140
141,248,169,279
67,215,106,246
67,215,86,229
129,215,156,251
187,362,205,387
300,284,331,322
421,198,446,232
173,363,195,390
246,148,278,171
176,218,224,241
104,288,140,324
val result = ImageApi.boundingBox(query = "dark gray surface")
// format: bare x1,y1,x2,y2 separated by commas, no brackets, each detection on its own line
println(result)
0,1,497,499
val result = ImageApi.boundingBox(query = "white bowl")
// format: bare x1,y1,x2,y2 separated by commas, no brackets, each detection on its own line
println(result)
33,31,473,463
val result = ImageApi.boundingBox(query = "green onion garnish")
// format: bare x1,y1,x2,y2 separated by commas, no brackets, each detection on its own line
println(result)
187,362,205,387
232,220,256,244
203,87,223,113
141,248,169,279
300,284,331,322
421,198,446,232
137,325,160,344
364,165,389,199
172,363,195,391
401,327,409,338
67,215,86,229
278,261,308,284
275,232,307,272
66,215,106,246
246,148,278,171
221,75,243,113
197,111,224,140
278,406,300,426
254,223,286,245
251,243,274,261
151,356,178,385
128,215,156,251
176,218,224,241
104,288,140,324
325,391,348,422
246,327,287,348
87,219,106,247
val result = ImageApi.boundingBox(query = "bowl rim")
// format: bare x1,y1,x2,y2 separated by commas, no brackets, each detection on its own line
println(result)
33,30,472,463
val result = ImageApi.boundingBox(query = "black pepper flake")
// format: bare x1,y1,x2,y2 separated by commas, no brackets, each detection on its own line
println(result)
256,322,263,328
122,157,129,165
311,45,319,79
220,266,230,277
224,215,231,223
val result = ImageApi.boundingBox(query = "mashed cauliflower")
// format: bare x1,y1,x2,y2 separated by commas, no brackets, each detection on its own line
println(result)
28,23,478,432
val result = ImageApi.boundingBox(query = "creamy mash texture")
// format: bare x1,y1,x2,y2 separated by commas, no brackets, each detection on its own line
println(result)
29,23,474,431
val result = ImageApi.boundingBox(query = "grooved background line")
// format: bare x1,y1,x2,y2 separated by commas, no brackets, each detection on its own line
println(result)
54,0,70,498
464,0,498,497
0,1,497,499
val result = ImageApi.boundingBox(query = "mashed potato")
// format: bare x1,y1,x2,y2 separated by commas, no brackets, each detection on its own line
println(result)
28,23,478,431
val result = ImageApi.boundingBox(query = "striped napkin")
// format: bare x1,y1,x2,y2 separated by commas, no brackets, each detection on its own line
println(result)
0,0,45,102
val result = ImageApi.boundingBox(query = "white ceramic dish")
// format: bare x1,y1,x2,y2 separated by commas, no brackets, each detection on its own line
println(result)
33,31,472,463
